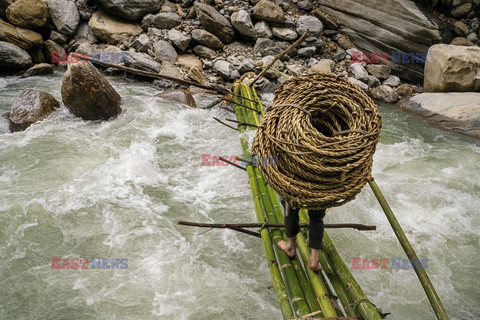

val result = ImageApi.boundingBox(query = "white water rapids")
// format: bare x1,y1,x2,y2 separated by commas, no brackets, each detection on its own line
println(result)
0,73,479,319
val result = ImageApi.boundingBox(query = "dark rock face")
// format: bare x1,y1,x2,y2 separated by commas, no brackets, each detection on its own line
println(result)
8,89,60,132
195,3,235,44
99,0,165,21
0,41,32,69
318,0,443,83
61,61,122,120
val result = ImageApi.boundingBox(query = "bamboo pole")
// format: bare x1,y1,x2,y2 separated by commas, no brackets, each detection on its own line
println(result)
234,86,294,319
368,180,449,320
322,232,383,320
298,210,361,317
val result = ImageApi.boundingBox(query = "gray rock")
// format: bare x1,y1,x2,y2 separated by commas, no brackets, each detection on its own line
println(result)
22,63,54,77
153,40,177,63
399,92,480,139
272,27,298,41
253,38,289,57
383,75,401,87
50,31,68,44
42,39,65,64
297,0,313,11
46,0,80,36
318,0,443,83
252,0,285,24
191,29,223,51
156,89,197,108
366,64,391,80
466,32,478,43
131,34,150,53
349,63,368,81
8,89,59,132
239,58,255,73
74,22,98,43
231,9,256,38
168,29,191,52
296,15,323,37
75,0,97,20
99,0,164,21
141,14,155,29
298,46,316,57
255,21,272,38
365,75,381,88
213,60,240,80
347,77,368,92
152,12,181,29
261,55,283,79
193,45,217,59
124,51,161,72
61,61,121,120
195,3,234,44
371,85,398,103
0,41,32,69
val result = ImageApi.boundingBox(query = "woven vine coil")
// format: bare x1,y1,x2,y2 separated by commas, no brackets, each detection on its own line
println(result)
251,73,382,209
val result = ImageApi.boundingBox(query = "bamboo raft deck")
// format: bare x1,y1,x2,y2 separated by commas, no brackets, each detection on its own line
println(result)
225,81,448,320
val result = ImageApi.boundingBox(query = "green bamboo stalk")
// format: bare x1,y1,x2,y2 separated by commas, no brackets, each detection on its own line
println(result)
273,202,337,317
234,85,294,319
260,176,323,315
298,210,360,317
323,232,383,320
253,166,311,316
368,180,449,320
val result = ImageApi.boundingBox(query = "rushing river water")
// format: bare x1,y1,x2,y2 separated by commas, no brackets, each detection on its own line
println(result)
0,73,479,320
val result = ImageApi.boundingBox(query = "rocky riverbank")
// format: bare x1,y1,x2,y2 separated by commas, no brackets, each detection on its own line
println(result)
0,0,479,136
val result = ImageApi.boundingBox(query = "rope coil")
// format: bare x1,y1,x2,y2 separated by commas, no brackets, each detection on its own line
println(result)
251,73,382,209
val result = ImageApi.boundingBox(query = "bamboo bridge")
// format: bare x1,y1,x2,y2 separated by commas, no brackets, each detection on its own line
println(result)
212,80,449,320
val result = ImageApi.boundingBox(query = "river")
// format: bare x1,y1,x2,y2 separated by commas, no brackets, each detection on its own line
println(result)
0,72,479,319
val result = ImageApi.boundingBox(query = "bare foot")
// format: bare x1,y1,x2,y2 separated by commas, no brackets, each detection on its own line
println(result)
277,240,296,258
310,249,322,271
310,260,323,271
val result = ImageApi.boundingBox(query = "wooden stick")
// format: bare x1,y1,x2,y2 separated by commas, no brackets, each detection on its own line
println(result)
177,221,377,231
249,32,309,87
69,53,230,94
218,156,246,171
213,117,239,131
226,226,260,238
225,118,258,128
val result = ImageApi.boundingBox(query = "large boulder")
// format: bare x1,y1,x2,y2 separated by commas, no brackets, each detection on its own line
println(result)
99,0,164,21
8,89,60,132
5,0,48,28
167,29,191,52
318,0,443,83
424,44,480,92
399,93,480,139
124,51,161,72
22,63,54,77
89,11,142,45
46,0,80,36
0,40,32,69
252,0,285,24
0,20,43,50
61,61,122,120
195,3,234,44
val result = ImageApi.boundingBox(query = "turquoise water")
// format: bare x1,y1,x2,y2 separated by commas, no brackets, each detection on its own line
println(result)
0,73,479,319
